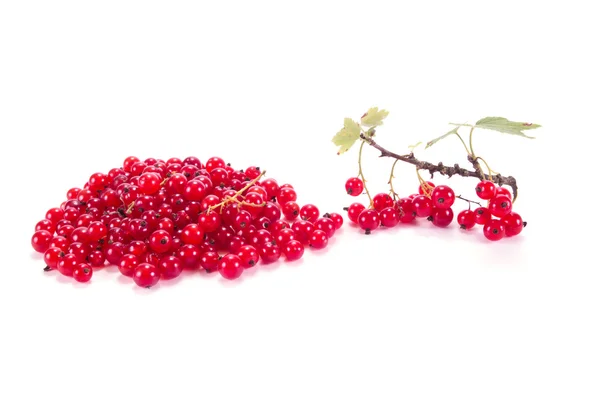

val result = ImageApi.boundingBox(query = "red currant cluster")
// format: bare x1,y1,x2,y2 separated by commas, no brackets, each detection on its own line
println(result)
31,156,343,288
343,177,524,240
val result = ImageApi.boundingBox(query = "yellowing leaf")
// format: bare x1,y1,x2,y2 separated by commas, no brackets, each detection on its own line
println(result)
332,118,361,155
360,107,389,127
475,117,541,138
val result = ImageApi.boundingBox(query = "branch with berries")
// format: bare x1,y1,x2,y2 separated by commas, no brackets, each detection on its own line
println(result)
333,107,540,240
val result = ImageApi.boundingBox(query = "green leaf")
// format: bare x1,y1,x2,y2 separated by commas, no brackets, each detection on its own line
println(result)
332,118,361,155
360,107,389,127
425,126,460,149
475,117,540,138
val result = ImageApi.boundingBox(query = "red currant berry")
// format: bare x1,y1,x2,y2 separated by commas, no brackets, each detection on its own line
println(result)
133,263,160,288
309,230,328,249
489,195,512,218
275,228,296,246
276,187,297,205
35,219,55,233
148,230,173,253
314,217,336,238
430,207,454,227
291,220,315,244
73,263,93,283
501,212,524,237
158,256,183,279
181,223,205,245
245,166,261,180
300,204,320,223
57,253,78,277
183,180,208,202
282,201,300,221
31,230,53,253
87,221,108,242
397,198,416,223
87,250,106,267
346,203,365,223
483,219,506,241
326,212,344,230
218,254,244,280
123,156,140,172
44,247,64,269
457,210,476,230
237,245,259,268
205,157,226,173
50,236,69,252
431,185,455,209
46,207,65,224
281,238,303,262
474,207,491,225
412,195,433,218
358,209,380,234
119,254,140,277
259,243,281,263
165,173,187,195
475,181,497,200
345,177,364,196
198,210,221,233
260,178,279,200
200,251,220,272
138,172,162,195
262,202,281,223
418,181,435,196
269,219,290,234
372,193,394,212
495,186,512,200
176,244,201,269
379,207,400,228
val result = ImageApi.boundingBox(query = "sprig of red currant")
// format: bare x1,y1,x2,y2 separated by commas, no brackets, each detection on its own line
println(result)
31,156,344,287
333,108,539,240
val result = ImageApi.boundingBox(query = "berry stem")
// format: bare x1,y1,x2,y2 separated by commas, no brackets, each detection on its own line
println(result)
357,140,373,206
388,159,400,200
468,126,476,156
360,133,519,201
207,170,267,213
456,195,482,209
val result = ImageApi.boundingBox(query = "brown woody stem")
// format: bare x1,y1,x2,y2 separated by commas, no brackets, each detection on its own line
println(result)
360,134,519,201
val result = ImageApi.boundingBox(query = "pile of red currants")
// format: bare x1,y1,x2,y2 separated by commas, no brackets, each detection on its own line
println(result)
31,156,343,287
344,177,524,241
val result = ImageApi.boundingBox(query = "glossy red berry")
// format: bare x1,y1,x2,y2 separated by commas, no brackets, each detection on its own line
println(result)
372,193,394,212
118,254,140,277
430,207,454,227
431,185,455,209
31,230,53,253
457,210,476,230
314,217,336,238
346,203,365,223
198,210,221,233
259,243,281,263
133,263,161,288
283,240,304,261
475,181,497,200
43,247,64,269
357,209,380,234
345,177,364,196
396,198,416,223
148,230,173,253
495,186,512,200
282,201,300,221
326,213,343,230
277,187,297,205
237,245,259,268
73,263,93,283
411,195,433,218
300,204,320,223
138,172,162,195
177,244,202,269
474,207,491,225
489,195,512,218
200,251,220,272
501,212,524,237
483,219,506,241
158,256,183,279
379,207,400,228
275,228,296,246
87,221,108,242
309,230,328,249
181,223,205,245
218,254,244,280
418,181,435,196
57,253,78,277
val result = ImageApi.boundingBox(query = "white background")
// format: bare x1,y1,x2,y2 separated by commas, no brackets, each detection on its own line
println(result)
1,1,598,399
